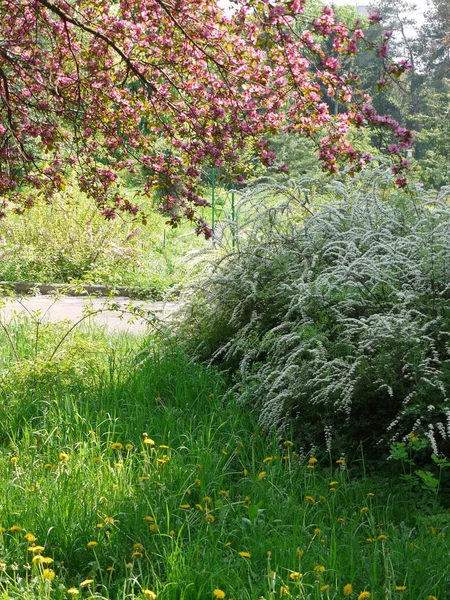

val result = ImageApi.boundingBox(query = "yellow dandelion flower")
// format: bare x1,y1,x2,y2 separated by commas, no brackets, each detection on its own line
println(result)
143,438,155,446
87,541,98,548
205,514,215,523
203,496,213,503
132,551,143,558
337,517,345,524
225,541,232,547
79,579,94,588
144,516,153,522
125,444,134,451
360,507,369,514
133,543,144,552
428,596,438,600
159,445,169,449
28,545,45,553
280,585,290,596
263,457,273,463
32,555,46,564
59,452,69,462
366,538,374,543
243,469,248,476
313,528,321,536
219,490,228,498
142,590,157,599
212,590,225,599
139,476,150,482
329,481,339,486
305,496,315,504
180,504,191,510
358,592,370,600
238,551,251,558
93,457,101,463
309,457,318,465
378,535,387,541
96,523,103,529
196,463,202,470
111,443,123,450
368,493,375,497
103,516,115,524
10,456,19,464
314,565,325,573
106,566,115,572
67,588,79,595
258,471,267,480
24,533,36,543
149,524,158,533
42,569,55,581
336,459,345,464
289,572,302,581
9,525,22,532
329,487,336,493
44,463,53,470
320,585,330,592
126,562,132,568
395,586,407,592
296,548,304,558
42,557,54,564
343,584,353,596
283,441,294,447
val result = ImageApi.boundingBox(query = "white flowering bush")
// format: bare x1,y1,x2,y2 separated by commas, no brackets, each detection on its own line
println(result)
179,171,450,457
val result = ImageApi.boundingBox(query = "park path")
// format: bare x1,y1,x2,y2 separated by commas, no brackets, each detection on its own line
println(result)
0,296,178,333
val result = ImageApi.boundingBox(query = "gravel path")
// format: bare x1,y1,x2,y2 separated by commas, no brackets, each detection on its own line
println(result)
0,296,178,333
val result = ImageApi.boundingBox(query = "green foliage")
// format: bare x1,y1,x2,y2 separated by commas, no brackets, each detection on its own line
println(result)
177,169,450,458
415,83,450,189
0,322,449,598
0,181,208,297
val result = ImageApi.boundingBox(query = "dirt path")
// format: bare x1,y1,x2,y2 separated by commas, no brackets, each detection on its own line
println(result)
0,296,178,333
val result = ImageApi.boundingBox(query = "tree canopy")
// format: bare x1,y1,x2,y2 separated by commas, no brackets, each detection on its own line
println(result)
0,0,413,235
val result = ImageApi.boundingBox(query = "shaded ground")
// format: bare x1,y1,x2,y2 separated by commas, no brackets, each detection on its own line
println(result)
0,295,178,333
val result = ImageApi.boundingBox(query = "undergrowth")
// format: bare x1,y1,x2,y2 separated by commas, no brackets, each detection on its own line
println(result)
0,320,449,599
0,181,208,298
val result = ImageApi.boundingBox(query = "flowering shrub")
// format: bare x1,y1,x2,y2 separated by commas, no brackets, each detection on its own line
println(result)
179,170,450,457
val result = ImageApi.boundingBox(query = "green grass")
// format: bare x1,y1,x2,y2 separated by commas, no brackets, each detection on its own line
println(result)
0,321,448,599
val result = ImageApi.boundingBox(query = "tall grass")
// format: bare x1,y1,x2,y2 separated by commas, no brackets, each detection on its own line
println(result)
0,322,448,599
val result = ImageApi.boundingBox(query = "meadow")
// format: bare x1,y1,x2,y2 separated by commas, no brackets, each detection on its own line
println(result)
0,319,448,600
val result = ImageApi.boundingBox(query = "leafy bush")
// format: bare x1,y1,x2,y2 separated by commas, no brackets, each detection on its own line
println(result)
0,180,208,296
178,170,450,457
